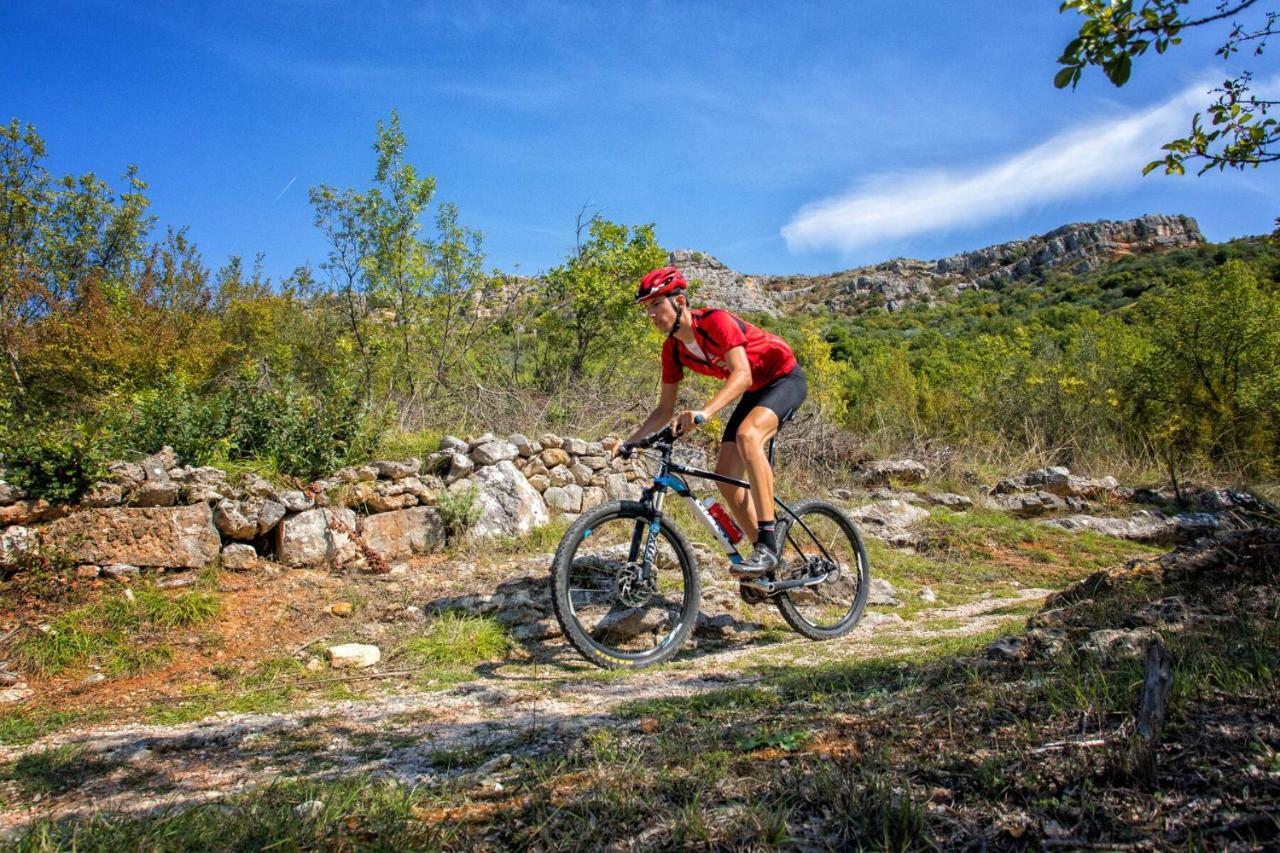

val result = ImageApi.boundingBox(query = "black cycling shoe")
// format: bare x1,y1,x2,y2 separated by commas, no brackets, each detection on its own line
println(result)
731,546,778,578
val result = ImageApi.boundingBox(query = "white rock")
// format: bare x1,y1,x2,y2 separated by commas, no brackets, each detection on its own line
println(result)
543,484,583,514
468,460,550,540
327,643,381,669
276,508,359,567
472,441,519,466
221,543,259,571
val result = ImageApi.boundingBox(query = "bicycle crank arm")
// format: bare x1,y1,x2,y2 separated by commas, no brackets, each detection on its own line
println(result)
739,572,831,597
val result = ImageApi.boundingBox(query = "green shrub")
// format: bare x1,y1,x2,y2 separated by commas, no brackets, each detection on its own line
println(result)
0,423,108,503
437,484,482,542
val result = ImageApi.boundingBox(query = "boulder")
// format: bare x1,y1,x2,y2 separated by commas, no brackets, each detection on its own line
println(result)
847,500,930,548
364,492,417,513
541,448,571,469
571,463,594,486
257,500,286,535
605,473,636,501
989,491,1067,517
548,465,574,488
446,454,475,485
275,508,359,567
0,481,24,505
509,434,538,457
544,484,583,514
0,526,37,568
539,432,563,449
867,577,902,606
358,507,445,560
849,500,930,529
580,455,608,471
440,435,470,453
82,482,124,508
214,500,259,540
328,643,381,669
581,486,608,512
0,499,55,527
467,432,497,449
468,461,550,540
101,563,140,580
139,453,171,483
373,458,421,480
923,492,973,509
42,504,221,569
132,480,179,508
107,461,145,488
859,459,928,485
1081,628,1160,662
220,543,259,571
472,441,519,466
563,437,588,456
527,474,551,493
280,490,314,513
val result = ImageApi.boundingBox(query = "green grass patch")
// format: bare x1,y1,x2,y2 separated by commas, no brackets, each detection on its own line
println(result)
374,428,445,461
14,588,220,677
482,517,573,556
0,707,107,746
12,776,452,851
5,743,116,795
401,613,512,669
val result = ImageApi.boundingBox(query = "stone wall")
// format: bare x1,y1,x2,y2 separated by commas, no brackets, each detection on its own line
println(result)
0,432,646,575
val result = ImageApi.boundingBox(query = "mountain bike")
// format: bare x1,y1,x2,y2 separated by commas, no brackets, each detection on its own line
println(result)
549,424,870,669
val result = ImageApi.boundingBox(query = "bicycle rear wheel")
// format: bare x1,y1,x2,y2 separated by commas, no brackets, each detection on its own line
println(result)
550,501,700,669
773,499,869,640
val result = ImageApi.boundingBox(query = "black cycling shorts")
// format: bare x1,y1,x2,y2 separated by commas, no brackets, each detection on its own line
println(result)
722,366,807,443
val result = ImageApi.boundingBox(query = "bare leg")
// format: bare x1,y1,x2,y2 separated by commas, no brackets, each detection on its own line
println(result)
734,408,780,526
715,441,758,542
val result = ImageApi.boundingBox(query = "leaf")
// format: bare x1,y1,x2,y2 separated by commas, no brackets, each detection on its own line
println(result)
1111,52,1132,86
1054,67,1077,89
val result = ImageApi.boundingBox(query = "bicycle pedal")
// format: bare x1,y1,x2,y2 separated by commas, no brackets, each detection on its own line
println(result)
738,578,774,604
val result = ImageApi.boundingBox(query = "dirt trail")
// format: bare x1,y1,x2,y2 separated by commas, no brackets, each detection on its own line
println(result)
0,587,1049,836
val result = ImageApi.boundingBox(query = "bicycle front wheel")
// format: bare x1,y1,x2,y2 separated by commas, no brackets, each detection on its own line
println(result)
550,501,700,669
773,499,870,640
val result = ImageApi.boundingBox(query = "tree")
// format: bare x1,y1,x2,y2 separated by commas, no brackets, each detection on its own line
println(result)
1055,0,1280,174
308,112,496,422
535,211,666,383
1130,259,1280,484
0,119,153,402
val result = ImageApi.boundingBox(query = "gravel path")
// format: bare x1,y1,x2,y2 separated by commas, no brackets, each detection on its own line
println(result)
0,587,1050,836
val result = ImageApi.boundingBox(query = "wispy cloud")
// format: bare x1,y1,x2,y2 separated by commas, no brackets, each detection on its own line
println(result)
780,81,1212,254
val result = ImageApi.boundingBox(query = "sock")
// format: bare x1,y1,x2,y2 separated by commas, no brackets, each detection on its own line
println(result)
757,521,777,553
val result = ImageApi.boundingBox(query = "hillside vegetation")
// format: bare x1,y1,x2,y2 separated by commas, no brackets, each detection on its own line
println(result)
2,115,1278,503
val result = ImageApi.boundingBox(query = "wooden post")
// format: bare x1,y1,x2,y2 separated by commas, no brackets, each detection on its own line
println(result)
1131,636,1173,787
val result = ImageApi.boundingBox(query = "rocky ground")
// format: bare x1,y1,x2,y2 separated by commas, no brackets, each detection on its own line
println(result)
0,463,1275,849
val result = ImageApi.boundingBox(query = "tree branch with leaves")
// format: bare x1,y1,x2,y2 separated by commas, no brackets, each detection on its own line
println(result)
1056,0,1280,174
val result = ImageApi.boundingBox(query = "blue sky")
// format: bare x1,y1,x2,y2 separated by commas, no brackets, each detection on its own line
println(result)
4,1,1278,281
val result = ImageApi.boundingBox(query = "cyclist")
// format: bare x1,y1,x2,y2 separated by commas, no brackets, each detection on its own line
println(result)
617,266,807,576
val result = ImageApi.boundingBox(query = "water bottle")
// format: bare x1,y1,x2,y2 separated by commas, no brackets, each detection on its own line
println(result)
700,497,744,544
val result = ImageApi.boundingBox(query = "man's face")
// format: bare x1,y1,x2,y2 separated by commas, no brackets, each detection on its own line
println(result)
643,296,678,333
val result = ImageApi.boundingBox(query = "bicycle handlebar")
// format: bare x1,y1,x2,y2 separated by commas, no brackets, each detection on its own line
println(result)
620,424,677,458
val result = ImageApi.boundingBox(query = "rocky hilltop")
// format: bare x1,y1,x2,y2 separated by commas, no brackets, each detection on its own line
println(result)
670,213,1203,316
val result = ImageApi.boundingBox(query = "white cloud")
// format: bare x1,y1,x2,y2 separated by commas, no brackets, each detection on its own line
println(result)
780,82,1211,254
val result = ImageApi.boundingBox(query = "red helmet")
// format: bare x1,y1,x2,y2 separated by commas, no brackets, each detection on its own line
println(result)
635,266,686,303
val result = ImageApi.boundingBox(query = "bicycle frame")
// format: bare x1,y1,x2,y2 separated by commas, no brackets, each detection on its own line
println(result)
630,432,840,578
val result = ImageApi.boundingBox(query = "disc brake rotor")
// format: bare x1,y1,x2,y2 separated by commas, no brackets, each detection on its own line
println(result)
614,562,657,608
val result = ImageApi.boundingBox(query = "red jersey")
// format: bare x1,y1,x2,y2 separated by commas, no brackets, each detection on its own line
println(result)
660,308,797,392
